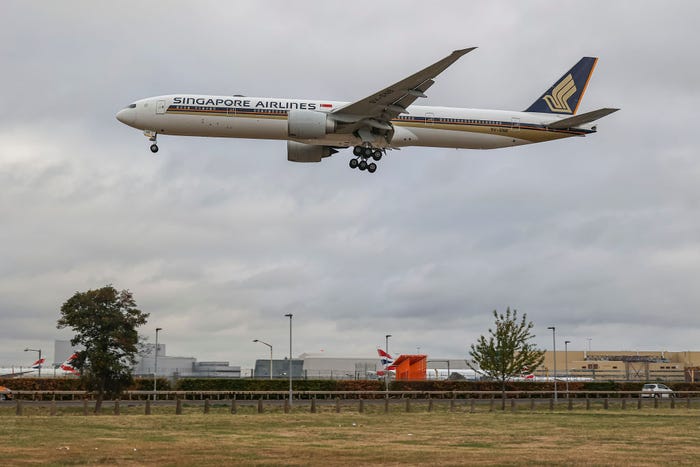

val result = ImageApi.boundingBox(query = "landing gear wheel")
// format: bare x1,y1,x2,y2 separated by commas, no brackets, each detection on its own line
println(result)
150,144,159,153
363,147,374,158
372,150,382,161
353,146,363,157
349,158,359,169
358,160,368,171
368,162,377,173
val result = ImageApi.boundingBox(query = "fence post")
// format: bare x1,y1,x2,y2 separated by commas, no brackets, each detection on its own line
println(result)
687,396,691,410
450,396,456,413
83,398,89,416
359,398,364,413
622,398,627,410
335,398,341,413
428,398,433,413
50,397,56,416
311,397,317,413
671,397,676,409
586,396,591,411
114,400,120,416
15,399,22,416
283,399,289,414
603,398,608,410
510,398,516,413
567,398,573,411
654,397,659,409
549,398,554,411
231,396,237,415
176,398,182,415
637,397,642,410
489,396,494,412
405,399,411,413
145,399,151,415
204,398,210,414
384,398,389,413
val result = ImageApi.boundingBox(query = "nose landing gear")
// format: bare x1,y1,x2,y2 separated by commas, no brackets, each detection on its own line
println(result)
349,146,383,174
144,130,158,154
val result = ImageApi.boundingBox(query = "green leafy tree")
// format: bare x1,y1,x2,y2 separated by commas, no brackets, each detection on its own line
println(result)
57,285,148,412
468,308,545,406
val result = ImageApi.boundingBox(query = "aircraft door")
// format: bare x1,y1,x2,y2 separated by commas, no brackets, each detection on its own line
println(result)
425,112,435,125
156,100,166,114
511,117,520,131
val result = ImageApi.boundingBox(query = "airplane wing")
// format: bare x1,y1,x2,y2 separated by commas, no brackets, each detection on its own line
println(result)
331,47,476,134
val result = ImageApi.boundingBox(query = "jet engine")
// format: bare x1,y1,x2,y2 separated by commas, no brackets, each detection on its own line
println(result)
287,110,335,139
287,141,337,163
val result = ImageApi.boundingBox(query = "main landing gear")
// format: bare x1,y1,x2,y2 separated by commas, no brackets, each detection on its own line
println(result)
349,146,383,174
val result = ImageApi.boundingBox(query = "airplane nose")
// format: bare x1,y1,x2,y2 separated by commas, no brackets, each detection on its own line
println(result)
116,108,136,126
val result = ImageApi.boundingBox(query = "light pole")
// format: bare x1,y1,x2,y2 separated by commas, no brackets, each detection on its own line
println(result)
253,339,273,380
547,326,557,401
154,327,162,400
24,348,42,378
564,340,571,397
385,334,392,397
284,314,293,406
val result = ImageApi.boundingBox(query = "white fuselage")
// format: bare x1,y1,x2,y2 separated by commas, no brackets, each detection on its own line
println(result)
116,94,595,150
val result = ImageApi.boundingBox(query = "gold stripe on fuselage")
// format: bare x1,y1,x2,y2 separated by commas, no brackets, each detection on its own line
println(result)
165,107,584,143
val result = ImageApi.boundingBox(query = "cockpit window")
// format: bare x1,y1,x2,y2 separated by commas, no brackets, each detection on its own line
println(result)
125,103,136,109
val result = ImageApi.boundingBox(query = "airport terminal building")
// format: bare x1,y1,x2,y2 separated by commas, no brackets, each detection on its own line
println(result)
52,341,700,382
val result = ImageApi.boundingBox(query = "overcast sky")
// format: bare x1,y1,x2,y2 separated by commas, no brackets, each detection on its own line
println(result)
1,1,699,369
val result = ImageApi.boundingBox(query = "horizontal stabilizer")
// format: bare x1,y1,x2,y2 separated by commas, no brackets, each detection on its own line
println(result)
547,108,619,129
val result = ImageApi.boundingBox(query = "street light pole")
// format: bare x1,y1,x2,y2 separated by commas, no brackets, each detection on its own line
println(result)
24,348,42,378
564,340,571,397
253,339,273,380
284,314,293,406
385,334,392,397
547,326,557,401
154,327,162,401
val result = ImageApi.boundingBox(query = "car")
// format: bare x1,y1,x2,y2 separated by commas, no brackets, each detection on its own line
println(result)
641,383,675,398
0,385,12,400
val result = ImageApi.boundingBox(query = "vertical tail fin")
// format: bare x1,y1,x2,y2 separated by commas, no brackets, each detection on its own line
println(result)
60,353,79,374
31,358,46,369
525,57,598,115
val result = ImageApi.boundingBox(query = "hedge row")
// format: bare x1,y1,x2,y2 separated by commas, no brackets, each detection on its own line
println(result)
2,378,699,394
0,377,171,392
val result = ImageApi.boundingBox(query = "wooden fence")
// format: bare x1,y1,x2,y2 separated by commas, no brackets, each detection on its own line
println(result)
3,391,700,416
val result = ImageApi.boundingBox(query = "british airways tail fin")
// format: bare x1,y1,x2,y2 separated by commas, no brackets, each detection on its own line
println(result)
31,358,46,369
525,57,598,115
377,348,395,369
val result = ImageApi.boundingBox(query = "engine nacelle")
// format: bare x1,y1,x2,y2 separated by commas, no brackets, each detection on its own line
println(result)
288,109,335,139
287,141,337,163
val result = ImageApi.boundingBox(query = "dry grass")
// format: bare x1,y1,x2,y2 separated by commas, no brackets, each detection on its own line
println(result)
1,404,699,465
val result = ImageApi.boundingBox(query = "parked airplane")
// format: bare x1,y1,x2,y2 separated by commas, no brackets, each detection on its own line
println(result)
426,368,479,381
0,358,45,378
116,48,618,174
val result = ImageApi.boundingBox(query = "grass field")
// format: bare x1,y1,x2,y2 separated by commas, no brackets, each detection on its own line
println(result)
1,404,699,465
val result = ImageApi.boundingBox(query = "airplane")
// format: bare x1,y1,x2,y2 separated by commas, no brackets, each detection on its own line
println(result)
0,358,45,378
426,368,479,381
115,48,618,174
